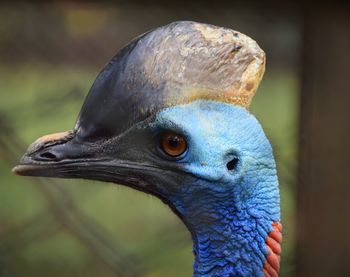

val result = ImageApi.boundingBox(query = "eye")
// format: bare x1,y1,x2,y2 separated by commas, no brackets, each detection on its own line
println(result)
160,131,187,157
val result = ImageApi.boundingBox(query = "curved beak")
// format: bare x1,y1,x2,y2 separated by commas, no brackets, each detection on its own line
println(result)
12,130,124,181
12,129,190,223
12,130,94,177
12,126,183,207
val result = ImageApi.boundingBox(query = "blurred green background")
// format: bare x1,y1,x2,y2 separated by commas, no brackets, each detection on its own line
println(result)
0,2,299,276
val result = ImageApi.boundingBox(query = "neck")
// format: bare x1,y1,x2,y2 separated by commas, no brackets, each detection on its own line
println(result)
170,180,281,277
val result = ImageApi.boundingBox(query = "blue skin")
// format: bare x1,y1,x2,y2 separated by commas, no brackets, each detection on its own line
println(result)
16,99,280,276
149,100,280,277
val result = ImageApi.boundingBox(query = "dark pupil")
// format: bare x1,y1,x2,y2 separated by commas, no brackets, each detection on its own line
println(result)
168,136,179,148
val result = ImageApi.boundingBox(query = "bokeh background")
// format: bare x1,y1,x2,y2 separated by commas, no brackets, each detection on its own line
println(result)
0,2,349,277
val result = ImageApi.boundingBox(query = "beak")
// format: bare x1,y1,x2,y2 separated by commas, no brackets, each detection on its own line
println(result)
13,130,88,176
12,127,180,204
12,129,187,219
11,129,158,194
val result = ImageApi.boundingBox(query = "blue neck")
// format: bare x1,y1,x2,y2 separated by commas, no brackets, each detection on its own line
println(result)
153,100,281,276
170,178,280,277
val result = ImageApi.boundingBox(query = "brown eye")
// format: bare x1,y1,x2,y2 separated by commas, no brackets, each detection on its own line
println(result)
160,131,187,157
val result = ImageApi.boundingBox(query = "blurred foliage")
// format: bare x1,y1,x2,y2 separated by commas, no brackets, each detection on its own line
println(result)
0,2,299,277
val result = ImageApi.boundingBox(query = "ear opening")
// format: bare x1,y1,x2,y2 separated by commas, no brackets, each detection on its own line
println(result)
226,157,239,171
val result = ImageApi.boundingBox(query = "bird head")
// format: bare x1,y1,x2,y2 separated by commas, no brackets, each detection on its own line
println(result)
13,21,281,276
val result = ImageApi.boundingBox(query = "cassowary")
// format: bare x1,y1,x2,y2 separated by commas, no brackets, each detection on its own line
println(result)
13,21,281,277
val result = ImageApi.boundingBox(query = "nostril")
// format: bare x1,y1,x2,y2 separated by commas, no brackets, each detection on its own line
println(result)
227,158,239,171
39,151,57,160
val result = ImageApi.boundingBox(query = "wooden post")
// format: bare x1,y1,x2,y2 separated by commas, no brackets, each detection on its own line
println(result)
297,4,350,276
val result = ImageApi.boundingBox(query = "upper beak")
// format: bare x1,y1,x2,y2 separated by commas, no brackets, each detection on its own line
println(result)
12,129,166,198
12,130,103,178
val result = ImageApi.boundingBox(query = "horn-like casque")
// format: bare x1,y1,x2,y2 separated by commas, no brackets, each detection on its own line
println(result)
75,21,265,140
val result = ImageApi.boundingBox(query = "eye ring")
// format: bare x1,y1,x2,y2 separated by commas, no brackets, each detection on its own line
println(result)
159,131,187,158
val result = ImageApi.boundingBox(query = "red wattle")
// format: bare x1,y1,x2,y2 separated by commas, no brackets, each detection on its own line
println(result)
263,222,282,277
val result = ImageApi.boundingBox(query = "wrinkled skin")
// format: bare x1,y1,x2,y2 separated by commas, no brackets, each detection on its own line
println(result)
14,101,280,276
14,21,280,277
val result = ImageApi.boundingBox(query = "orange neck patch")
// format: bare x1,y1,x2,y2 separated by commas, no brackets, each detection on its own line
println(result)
263,222,282,277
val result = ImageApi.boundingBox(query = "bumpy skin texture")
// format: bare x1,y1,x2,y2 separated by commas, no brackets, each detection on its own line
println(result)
15,100,281,276
264,222,282,277
14,21,280,277
151,101,281,276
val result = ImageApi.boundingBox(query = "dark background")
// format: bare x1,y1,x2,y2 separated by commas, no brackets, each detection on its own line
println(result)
0,1,349,276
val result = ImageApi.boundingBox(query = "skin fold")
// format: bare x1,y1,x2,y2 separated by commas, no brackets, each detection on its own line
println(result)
13,21,281,276
14,100,281,276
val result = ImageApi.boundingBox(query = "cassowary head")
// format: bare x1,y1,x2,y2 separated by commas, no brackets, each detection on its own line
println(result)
13,21,281,277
